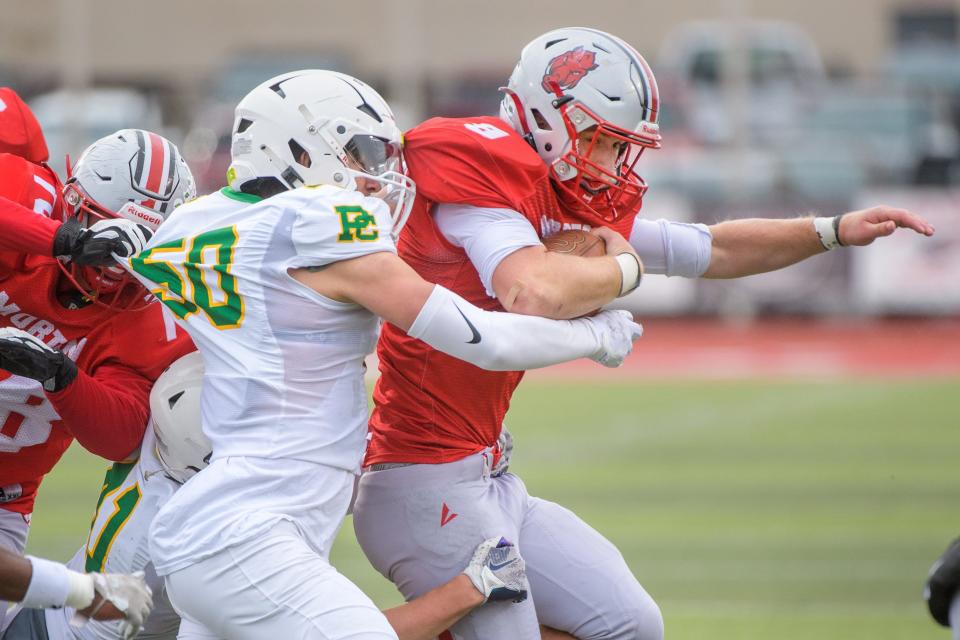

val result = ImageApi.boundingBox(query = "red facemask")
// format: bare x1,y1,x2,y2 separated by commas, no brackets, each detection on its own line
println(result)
549,102,660,223
57,177,152,311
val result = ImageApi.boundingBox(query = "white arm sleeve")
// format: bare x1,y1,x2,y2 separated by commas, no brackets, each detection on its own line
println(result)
434,204,542,298
629,218,713,278
407,285,601,371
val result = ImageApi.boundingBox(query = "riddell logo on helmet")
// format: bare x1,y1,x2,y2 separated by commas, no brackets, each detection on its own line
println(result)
541,46,599,94
118,202,164,229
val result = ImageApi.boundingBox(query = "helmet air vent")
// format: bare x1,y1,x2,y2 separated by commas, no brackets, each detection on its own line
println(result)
168,391,185,409
337,77,383,123
237,118,254,133
288,139,312,167
531,109,552,130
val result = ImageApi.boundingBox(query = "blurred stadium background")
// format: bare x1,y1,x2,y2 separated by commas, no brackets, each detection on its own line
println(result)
4,0,959,638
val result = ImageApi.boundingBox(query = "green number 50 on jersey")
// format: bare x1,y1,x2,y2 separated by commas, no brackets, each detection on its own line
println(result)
129,226,245,330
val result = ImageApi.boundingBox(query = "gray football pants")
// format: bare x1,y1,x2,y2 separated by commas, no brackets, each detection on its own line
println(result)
0,510,29,635
353,452,663,640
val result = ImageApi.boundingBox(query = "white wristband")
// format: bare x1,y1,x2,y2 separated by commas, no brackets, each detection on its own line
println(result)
615,253,642,297
22,556,73,609
813,216,841,251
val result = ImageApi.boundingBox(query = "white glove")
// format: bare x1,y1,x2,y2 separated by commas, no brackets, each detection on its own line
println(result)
87,219,153,260
584,309,643,368
462,537,528,603
88,571,154,639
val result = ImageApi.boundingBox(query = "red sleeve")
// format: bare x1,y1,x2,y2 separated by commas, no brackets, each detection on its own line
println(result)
0,88,49,164
404,117,547,213
45,363,151,461
0,194,59,255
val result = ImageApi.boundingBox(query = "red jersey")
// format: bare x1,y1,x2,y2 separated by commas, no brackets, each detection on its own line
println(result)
367,116,637,465
0,153,64,222
0,197,194,514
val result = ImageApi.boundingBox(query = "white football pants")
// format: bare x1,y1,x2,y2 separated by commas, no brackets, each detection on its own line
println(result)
166,520,397,640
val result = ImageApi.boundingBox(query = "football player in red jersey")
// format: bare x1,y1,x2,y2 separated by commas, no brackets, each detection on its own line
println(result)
0,127,196,626
354,27,936,640
0,87,65,222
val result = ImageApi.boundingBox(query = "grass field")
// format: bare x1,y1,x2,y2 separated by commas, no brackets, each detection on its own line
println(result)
27,377,959,639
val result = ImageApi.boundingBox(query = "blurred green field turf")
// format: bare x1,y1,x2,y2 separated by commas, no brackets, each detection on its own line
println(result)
27,378,960,639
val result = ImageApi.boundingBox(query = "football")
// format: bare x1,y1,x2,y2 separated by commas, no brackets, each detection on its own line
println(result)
542,229,606,257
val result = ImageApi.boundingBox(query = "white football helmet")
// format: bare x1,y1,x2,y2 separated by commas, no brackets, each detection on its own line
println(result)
500,28,661,221
227,70,416,239
150,351,211,484
65,129,196,231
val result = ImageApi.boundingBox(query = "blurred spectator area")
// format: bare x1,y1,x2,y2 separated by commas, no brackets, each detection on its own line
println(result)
3,0,957,317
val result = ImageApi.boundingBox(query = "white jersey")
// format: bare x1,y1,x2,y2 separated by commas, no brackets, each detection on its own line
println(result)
126,186,395,576
43,429,180,640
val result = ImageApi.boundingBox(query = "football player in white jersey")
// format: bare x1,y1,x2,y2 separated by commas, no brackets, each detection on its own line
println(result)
122,70,643,640
1,352,532,640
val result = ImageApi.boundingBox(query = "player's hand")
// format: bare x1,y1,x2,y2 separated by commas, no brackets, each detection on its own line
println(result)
53,217,153,266
0,327,78,391
593,226,633,258
583,309,643,368
490,427,513,477
80,571,153,639
593,227,644,296
925,537,960,627
837,206,935,247
463,537,528,603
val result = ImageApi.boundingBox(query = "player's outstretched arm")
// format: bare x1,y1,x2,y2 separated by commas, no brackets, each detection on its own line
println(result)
703,206,935,279
382,537,527,640
291,251,642,370
0,195,152,265
0,194,62,255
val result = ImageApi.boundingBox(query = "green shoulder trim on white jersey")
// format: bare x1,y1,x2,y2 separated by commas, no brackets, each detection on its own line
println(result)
220,187,263,203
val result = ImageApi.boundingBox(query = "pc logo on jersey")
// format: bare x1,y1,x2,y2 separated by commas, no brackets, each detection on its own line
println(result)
541,46,599,94
336,205,379,242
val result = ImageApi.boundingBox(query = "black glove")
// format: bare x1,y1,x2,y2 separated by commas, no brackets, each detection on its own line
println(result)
925,537,960,627
53,217,153,267
0,327,78,391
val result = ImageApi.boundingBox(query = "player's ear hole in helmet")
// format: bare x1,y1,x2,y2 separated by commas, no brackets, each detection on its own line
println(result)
58,129,196,311
226,70,416,240
150,351,211,484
